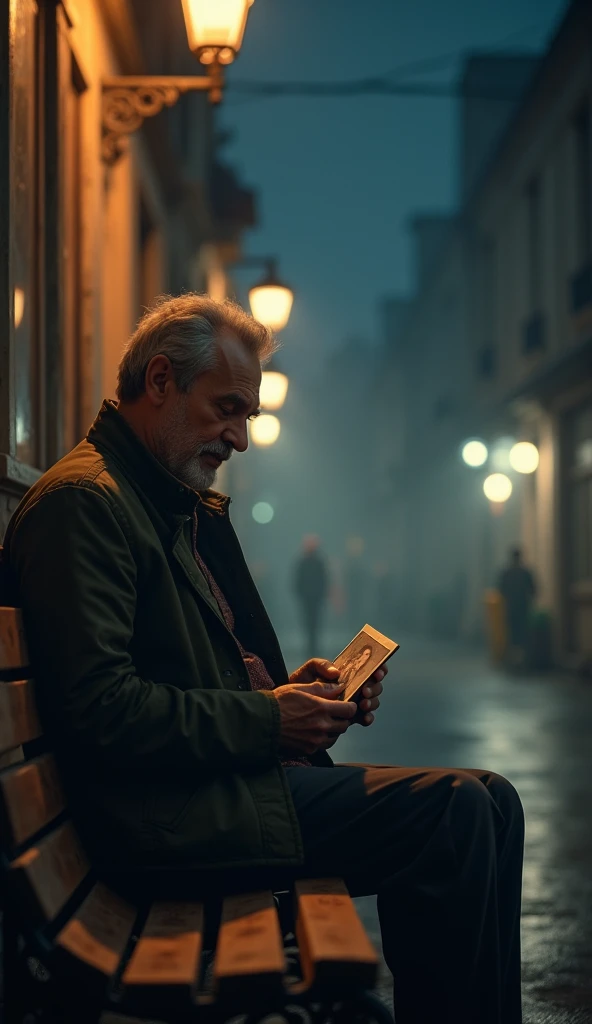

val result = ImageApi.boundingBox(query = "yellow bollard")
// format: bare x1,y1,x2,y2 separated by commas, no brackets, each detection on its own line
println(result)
483,589,507,665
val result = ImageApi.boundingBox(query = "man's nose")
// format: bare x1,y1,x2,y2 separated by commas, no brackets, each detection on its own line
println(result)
222,421,249,453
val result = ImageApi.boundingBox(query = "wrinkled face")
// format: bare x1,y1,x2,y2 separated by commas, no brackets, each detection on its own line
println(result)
153,332,261,491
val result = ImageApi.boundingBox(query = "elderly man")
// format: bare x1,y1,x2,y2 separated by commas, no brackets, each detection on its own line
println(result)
4,295,524,1024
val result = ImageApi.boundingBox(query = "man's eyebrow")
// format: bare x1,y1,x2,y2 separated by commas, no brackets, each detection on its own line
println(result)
219,392,261,416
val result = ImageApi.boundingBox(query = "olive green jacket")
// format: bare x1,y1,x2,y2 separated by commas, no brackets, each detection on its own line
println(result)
4,401,328,870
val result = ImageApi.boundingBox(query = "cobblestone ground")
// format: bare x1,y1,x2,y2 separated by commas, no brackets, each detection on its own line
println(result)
282,630,592,1024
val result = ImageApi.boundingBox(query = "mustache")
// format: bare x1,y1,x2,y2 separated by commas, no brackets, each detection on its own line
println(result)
198,442,233,462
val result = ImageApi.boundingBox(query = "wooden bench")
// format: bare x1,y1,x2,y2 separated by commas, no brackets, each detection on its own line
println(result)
0,606,394,1024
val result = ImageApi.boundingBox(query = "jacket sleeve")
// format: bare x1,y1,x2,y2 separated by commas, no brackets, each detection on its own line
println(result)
8,484,281,778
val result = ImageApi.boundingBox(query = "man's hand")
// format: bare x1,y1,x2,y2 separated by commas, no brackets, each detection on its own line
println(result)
355,664,387,727
274,659,357,755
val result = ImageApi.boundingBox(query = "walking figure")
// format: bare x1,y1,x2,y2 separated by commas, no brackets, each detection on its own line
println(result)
293,535,329,657
498,546,536,666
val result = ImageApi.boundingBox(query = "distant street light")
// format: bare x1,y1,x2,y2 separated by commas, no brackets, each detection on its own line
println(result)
252,501,274,523
509,441,539,474
260,368,289,411
250,413,281,447
483,473,513,502
461,439,488,467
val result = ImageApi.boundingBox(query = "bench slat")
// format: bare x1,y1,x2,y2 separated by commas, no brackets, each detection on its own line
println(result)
122,901,203,1012
0,754,65,848
55,882,136,983
0,678,42,754
11,820,90,922
213,890,285,1000
0,608,29,673
294,878,378,992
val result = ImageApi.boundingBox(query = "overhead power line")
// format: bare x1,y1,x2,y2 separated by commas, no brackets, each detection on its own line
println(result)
228,77,533,101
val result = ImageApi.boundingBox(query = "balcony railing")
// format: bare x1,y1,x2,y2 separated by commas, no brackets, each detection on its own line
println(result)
570,259,592,313
522,311,545,354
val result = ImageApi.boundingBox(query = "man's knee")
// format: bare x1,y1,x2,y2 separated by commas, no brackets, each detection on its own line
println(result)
476,771,525,832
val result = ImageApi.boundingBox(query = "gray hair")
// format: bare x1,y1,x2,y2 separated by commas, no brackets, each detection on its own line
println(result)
116,293,277,402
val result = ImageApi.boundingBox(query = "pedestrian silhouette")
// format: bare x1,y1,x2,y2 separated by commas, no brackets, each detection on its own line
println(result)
293,535,329,657
344,535,368,633
497,547,536,666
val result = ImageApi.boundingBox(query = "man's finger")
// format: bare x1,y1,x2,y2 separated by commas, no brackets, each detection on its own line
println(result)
362,680,384,699
304,679,345,698
310,658,339,679
321,697,357,718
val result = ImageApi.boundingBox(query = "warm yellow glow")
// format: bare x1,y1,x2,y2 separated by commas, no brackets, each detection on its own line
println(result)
250,414,281,447
509,441,539,474
249,284,294,331
260,371,289,411
462,439,488,467
483,473,513,503
181,0,252,61
14,287,25,328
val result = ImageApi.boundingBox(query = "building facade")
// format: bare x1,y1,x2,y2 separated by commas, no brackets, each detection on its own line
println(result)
0,0,254,537
373,0,592,666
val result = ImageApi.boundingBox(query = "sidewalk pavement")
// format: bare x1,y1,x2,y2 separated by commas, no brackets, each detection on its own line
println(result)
280,629,592,1023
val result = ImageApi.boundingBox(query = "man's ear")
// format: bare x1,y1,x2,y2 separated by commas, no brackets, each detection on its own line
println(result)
144,355,175,406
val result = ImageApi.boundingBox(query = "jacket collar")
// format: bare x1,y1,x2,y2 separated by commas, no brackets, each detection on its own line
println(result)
87,400,231,517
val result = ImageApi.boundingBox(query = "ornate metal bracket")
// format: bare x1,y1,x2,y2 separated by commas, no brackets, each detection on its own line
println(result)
101,68,223,166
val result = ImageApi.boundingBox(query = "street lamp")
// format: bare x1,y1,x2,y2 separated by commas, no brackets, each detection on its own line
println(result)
248,260,294,331
260,368,289,411
509,441,539,474
102,0,255,164
483,473,513,503
461,439,488,468
181,0,253,65
250,414,281,447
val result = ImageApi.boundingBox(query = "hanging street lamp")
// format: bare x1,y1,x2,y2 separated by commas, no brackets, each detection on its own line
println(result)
101,0,255,164
259,367,289,411
248,259,294,331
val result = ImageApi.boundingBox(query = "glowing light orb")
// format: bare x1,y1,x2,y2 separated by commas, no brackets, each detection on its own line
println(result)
509,441,539,474
483,473,513,503
252,501,274,524
461,439,488,467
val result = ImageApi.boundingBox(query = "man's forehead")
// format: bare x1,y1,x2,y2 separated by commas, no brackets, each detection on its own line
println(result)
213,331,262,386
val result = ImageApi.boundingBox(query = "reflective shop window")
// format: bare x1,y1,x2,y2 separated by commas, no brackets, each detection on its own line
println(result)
10,0,39,467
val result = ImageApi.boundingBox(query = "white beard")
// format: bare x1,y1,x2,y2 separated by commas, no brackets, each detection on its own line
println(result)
153,400,230,492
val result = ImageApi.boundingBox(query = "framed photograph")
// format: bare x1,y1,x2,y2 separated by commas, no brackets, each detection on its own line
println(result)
333,624,400,702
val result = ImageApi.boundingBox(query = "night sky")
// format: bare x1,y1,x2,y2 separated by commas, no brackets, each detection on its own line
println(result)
222,0,569,376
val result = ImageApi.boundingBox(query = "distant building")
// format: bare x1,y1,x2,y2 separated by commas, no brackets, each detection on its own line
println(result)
373,0,592,667
0,0,255,537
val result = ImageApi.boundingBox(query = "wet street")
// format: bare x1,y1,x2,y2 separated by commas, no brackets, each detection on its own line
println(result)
282,631,592,1023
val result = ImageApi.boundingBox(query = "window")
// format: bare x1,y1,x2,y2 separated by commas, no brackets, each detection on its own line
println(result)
477,238,497,378
526,176,542,311
575,101,591,263
10,0,41,467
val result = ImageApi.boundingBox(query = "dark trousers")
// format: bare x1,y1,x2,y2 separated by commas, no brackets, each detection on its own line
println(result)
285,763,524,1024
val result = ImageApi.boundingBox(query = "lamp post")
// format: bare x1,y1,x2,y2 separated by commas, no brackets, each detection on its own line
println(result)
101,0,254,164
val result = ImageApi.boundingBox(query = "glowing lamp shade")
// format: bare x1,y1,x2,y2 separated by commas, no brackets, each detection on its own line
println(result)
249,283,293,331
483,473,513,503
250,414,281,447
13,287,25,328
462,439,488,468
260,371,289,411
509,441,539,474
181,0,252,64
